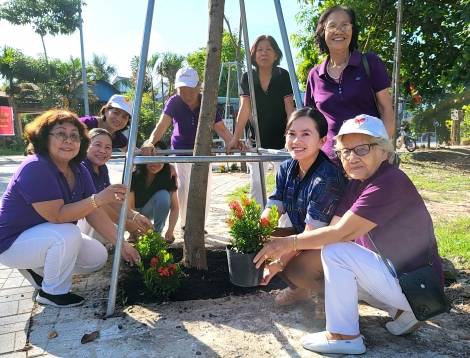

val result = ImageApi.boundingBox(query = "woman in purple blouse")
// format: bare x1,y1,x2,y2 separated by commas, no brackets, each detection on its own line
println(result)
0,110,140,308
304,5,395,166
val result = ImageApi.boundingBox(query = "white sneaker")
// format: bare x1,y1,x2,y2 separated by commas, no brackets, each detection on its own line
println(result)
300,332,366,355
386,311,424,335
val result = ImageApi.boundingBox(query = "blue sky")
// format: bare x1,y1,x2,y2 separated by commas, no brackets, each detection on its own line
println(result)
0,0,304,78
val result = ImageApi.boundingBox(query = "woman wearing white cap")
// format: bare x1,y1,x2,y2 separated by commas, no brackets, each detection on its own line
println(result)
141,66,245,232
254,114,444,355
79,94,133,152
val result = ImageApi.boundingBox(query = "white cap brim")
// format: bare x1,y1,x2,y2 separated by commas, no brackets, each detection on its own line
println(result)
334,128,385,141
175,80,198,88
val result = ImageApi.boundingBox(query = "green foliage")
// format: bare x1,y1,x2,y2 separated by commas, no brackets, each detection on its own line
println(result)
219,164,227,173
227,173,275,203
292,0,470,118
226,196,278,254
230,162,238,171
87,53,117,82
186,30,245,98
135,229,181,299
435,217,470,267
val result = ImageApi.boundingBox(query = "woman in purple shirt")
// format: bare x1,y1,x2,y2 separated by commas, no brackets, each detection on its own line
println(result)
0,110,140,308
304,5,394,166
79,94,133,151
255,115,444,355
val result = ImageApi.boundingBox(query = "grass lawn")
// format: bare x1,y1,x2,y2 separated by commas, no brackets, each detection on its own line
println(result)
226,151,470,269
0,148,24,156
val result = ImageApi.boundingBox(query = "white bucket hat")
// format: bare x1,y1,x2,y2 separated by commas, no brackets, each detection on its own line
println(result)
175,67,199,88
107,95,133,117
334,114,389,141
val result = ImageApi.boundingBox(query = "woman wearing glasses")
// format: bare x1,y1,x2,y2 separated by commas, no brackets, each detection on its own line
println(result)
79,94,133,151
304,5,394,167
0,109,140,308
255,115,443,355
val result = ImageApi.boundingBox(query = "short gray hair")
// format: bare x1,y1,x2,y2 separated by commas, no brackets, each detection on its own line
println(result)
334,135,395,163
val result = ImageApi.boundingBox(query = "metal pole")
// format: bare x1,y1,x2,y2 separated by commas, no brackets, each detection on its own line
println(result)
106,0,155,316
78,3,89,116
225,63,231,122
272,0,302,109
239,0,267,206
391,0,403,149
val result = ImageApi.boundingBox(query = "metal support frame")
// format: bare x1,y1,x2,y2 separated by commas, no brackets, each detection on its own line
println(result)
391,0,403,149
106,0,299,315
79,4,89,116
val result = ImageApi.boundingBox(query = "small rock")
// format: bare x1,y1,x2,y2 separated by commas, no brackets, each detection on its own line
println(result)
47,330,58,339
458,335,470,340
176,325,181,328
21,294,24,297
94,312,99,316
162,317,167,320
202,314,205,318
179,310,183,313
209,313,217,318
118,324,123,329
196,352,202,355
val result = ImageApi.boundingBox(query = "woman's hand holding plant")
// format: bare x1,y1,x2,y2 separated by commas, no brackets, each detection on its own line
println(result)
95,184,128,206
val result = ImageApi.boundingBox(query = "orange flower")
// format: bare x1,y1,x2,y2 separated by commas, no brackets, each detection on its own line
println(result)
260,217,269,227
236,210,244,218
151,257,158,265
243,198,251,206
229,201,242,211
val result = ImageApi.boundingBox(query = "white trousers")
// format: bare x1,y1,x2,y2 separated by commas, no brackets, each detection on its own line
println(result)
77,218,107,244
0,222,108,295
176,162,211,228
322,242,412,335
248,159,292,227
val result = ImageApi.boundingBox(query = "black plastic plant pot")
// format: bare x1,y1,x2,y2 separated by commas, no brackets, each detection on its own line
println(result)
226,245,265,287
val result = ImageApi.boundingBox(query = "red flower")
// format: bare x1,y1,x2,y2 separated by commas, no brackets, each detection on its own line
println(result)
260,217,269,227
229,201,242,211
243,198,251,206
236,210,244,218
150,257,158,265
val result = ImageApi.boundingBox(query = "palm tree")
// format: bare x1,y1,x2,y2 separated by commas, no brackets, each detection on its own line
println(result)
155,52,185,96
87,53,117,83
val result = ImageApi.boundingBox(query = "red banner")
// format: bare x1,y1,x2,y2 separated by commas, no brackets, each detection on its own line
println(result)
0,106,14,136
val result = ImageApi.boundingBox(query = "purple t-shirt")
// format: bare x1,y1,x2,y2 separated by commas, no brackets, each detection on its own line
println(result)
304,50,391,161
335,161,444,286
164,94,222,150
82,158,111,193
0,154,96,254
79,116,128,149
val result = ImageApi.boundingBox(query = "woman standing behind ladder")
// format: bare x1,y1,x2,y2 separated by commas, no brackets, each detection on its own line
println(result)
226,35,295,213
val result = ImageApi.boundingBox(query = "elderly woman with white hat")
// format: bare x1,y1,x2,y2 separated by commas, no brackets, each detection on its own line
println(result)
254,114,444,355
140,66,245,233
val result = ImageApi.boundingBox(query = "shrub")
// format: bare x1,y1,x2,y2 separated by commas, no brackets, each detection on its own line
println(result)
219,164,227,173
230,162,239,171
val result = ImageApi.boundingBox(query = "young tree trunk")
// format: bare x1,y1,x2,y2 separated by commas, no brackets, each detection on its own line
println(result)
182,0,225,270
40,34,51,79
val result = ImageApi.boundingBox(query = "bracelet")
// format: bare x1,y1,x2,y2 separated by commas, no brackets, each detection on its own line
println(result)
132,211,139,221
273,259,285,272
293,234,297,251
91,194,100,209
142,140,155,148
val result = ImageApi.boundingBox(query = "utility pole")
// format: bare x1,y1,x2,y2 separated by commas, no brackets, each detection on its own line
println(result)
79,2,89,116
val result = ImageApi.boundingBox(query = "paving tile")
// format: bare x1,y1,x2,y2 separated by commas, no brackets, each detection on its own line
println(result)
27,346,46,358
49,321,100,341
0,279,6,287
0,351,27,358
0,269,12,279
13,331,27,351
8,272,23,279
0,332,15,354
0,301,19,317
28,323,55,346
0,313,30,327
0,287,35,298
2,277,24,290
0,291,34,304
17,300,34,315
0,321,26,335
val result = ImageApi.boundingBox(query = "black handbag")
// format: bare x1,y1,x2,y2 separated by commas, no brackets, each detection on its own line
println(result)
367,232,452,321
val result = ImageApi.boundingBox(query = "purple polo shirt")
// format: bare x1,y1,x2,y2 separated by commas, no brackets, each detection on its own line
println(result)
164,94,222,150
304,50,391,160
79,116,128,149
82,158,111,193
0,154,96,254
335,161,444,287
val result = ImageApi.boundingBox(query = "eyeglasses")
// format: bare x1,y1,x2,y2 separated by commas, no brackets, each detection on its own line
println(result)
336,144,378,159
325,23,353,33
108,109,130,120
49,132,82,143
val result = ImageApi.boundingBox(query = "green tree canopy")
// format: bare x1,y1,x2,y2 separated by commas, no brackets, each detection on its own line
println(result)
87,53,117,83
292,0,470,140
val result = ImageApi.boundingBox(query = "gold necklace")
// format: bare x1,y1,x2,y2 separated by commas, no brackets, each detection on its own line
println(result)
327,53,351,80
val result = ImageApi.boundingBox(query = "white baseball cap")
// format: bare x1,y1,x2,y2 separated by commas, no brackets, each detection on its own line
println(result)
175,67,199,88
107,95,133,117
334,114,389,141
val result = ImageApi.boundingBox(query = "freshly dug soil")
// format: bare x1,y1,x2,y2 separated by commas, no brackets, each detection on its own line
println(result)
118,248,287,305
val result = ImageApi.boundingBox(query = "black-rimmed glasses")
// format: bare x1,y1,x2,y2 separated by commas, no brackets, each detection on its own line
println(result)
49,132,82,143
336,144,378,159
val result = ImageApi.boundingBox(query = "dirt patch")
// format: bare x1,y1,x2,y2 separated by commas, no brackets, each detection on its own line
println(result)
119,248,287,305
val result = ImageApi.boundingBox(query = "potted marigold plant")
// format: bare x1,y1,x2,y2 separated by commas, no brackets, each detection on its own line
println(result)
135,229,181,300
225,196,278,287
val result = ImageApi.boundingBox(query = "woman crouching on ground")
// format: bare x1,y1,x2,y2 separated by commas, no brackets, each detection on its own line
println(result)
78,128,153,242
129,141,179,244
0,109,140,308
260,107,345,314
254,114,444,355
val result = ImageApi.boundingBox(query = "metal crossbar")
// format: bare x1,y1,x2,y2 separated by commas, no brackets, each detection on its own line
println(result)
106,0,300,315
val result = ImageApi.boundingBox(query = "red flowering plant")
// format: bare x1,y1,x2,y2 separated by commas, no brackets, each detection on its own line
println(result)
134,229,181,299
226,195,278,254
